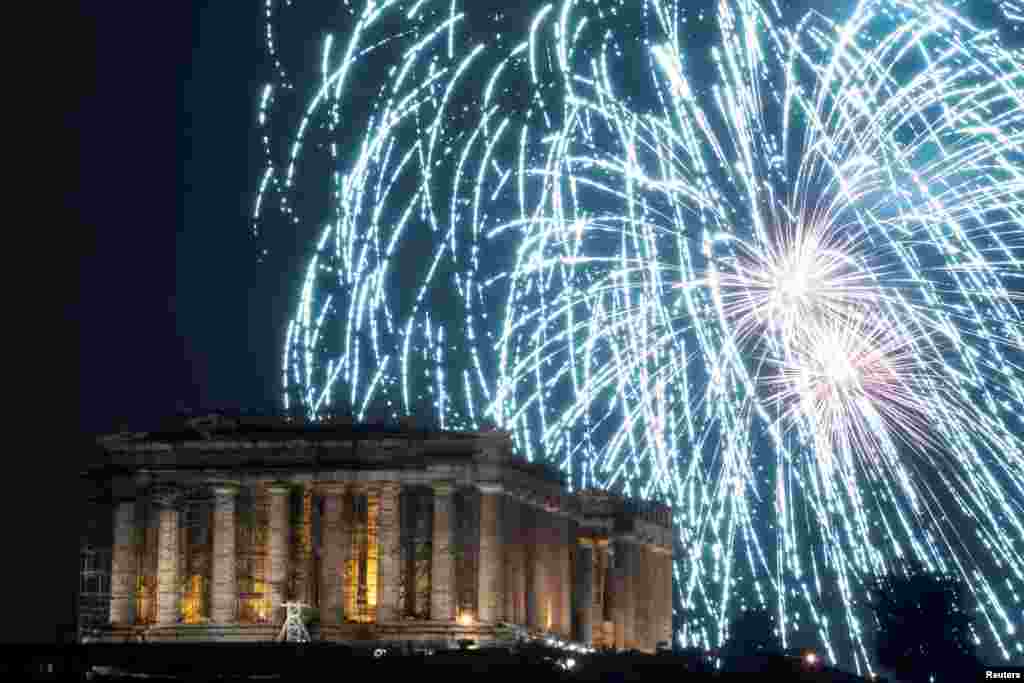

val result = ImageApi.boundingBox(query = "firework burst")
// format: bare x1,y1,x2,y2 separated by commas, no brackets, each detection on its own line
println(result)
256,0,1024,672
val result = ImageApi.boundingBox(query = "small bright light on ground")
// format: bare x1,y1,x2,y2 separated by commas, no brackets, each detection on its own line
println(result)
805,652,818,665
566,658,576,669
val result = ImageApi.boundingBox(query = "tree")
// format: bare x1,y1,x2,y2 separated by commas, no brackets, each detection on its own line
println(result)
868,562,981,682
721,606,783,658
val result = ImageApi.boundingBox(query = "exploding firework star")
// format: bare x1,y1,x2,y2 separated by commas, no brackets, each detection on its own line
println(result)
255,0,1024,672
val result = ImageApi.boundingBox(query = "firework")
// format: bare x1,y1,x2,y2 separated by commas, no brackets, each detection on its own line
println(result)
255,0,1024,672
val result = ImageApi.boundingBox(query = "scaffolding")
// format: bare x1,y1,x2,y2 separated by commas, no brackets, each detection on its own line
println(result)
277,601,311,642
78,545,111,642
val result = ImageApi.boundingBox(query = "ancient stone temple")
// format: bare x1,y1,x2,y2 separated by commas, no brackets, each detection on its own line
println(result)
84,416,673,652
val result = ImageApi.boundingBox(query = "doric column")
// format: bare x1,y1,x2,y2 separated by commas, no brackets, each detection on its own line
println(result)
575,538,594,645
110,501,137,625
529,503,547,631
652,545,663,650
320,488,346,624
430,482,455,621
557,513,571,638
617,538,637,649
594,539,609,647
522,501,538,630
293,484,314,606
515,497,529,625
177,506,187,616
503,494,525,625
267,484,290,624
637,544,651,651
660,548,673,647
155,491,181,626
376,482,401,622
543,503,559,632
652,548,663,649
630,542,640,650
211,485,239,624
477,482,504,623
606,541,624,650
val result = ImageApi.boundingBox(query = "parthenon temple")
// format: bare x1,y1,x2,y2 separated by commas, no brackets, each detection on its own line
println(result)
84,417,674,651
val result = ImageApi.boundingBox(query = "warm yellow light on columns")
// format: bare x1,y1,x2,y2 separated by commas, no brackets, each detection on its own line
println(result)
477,482,505,624
267,483,291,625
211,484,240,624
110,501,137,626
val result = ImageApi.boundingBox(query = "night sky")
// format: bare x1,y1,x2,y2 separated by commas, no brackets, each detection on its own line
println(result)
24,0,1016,655
31,2,275,645
80,5,277,438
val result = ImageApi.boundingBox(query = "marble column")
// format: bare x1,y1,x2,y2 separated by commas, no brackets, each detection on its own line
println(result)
636,544,650,652
430,482,455,621
527,502,544,631
575,538,594,645
616,538,636,650
543,504,560,632
477,482,504,623
320,488,346,624
267,484,290,624
156,492,180,626
212,485,239,624
606,542,625,650
110,501,137,625
293,485,314,606
502,493,523,624
177,507,190,620
556,513,571,638
514,497,529,625
376,482,401,622
594,539,610,647
653,549,661,647
660,548,673,647
532,504,550,631
649,548,658,649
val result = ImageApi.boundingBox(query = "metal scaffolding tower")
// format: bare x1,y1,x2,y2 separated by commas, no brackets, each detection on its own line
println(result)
78,545,111,642
277,601,311,643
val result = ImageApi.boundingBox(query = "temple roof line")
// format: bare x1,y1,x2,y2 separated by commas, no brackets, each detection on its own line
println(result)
88,421,674,542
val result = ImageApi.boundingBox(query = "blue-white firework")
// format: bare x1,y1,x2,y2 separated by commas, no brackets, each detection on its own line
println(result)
255,0,1024,672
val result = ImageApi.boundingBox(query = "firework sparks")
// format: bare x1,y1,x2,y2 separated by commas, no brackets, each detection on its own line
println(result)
255,0,1024,672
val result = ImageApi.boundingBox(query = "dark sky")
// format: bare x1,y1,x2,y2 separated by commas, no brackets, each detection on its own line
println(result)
80,4,276,439
20,2,274,645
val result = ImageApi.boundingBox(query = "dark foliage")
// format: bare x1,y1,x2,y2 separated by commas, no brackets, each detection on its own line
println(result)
868,562,982,682
721,605,783,658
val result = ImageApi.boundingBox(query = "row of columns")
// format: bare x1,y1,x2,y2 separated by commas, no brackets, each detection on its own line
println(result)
110,482,493,628
571,537,672,652
109,481,672,649
110,484,274,627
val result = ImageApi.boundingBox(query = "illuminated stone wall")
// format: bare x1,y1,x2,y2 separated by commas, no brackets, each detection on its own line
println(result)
95,424,673,650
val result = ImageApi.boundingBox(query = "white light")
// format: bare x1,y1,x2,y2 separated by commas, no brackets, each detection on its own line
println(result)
805,652,818,665
566,658,576,669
